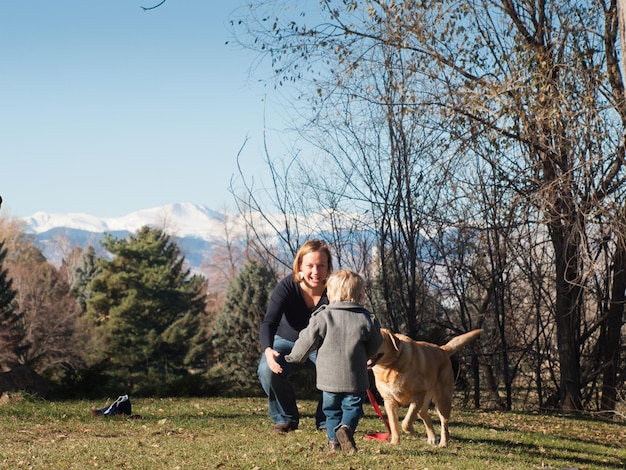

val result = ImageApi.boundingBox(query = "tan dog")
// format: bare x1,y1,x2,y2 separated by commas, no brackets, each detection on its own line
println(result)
370,328,482,446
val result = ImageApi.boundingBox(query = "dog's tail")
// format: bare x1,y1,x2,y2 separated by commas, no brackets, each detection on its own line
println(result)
441,329,482,356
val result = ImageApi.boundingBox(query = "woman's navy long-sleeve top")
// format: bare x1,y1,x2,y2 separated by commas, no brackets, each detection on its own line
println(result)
259,276,328,351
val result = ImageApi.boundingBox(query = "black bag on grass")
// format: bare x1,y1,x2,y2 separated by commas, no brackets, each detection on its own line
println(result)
92,394,131,417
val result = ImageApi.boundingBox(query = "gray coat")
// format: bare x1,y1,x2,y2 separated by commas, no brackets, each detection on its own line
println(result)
285,301,382,393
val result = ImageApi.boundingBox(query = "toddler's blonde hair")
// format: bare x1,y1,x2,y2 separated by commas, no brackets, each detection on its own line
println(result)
325,269,364,303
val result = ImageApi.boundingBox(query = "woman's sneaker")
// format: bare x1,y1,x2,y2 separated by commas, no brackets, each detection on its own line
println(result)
336,425,357,454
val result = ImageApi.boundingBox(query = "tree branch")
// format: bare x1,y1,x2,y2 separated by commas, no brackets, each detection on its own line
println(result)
141,0,167,11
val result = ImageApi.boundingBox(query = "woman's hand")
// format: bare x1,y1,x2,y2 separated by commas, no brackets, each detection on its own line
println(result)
265,347,283,374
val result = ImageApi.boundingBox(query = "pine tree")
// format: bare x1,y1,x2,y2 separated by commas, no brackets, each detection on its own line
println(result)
209,258,276,395
0,239,21,369
85,226,206,395
70,246,101,312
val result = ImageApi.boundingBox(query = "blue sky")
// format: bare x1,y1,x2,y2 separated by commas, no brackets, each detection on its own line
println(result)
0,1,283,218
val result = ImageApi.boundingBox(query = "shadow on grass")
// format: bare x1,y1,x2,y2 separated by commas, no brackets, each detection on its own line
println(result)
452,433,624,469
445,415,626,470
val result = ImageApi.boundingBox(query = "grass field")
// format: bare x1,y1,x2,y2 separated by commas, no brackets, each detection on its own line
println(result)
0,394,624,469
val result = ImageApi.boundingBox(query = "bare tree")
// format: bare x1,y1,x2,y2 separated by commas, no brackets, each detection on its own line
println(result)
0,215,83,375
233,0,626,411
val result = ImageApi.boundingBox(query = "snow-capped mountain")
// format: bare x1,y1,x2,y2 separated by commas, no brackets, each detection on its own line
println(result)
25,202,227,239
23,203,243,273
22,202,362,276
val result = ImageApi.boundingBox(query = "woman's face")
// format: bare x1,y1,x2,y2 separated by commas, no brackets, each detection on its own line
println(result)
299,250,329,290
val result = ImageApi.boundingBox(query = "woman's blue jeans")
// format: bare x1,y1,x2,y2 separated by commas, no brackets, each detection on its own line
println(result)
322,391,364,441
257,335,324,427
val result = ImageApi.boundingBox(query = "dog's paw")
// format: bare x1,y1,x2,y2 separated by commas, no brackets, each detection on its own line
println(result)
401,424,416,435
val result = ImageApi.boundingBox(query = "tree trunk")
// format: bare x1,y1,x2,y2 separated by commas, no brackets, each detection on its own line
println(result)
600,242,625,411
551,224,583,411
471,352,481,409
602,0,626,413
482,361,507,410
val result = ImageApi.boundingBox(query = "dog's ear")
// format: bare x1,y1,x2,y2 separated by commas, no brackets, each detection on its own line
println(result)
381,328,400,352
389,332,400,351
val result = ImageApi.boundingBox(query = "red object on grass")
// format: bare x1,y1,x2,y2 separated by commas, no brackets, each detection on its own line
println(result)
364,388,391,441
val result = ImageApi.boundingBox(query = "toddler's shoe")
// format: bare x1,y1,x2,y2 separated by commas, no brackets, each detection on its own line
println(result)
336,425,357,454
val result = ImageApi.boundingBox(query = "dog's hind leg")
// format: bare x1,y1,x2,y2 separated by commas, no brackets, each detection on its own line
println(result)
434,398,451,447
417,399,438,445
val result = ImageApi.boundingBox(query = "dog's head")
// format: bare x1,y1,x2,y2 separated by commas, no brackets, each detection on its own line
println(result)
367,328,400,368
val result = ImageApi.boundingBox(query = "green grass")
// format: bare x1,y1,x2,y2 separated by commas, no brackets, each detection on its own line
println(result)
0,394,624,469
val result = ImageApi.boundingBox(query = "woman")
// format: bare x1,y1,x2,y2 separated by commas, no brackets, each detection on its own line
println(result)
257,239,333,432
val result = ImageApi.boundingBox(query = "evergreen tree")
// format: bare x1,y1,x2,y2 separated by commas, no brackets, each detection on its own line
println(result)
85,226,206,395
209,258,276,395
70,246,101,312
0,239,22,369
